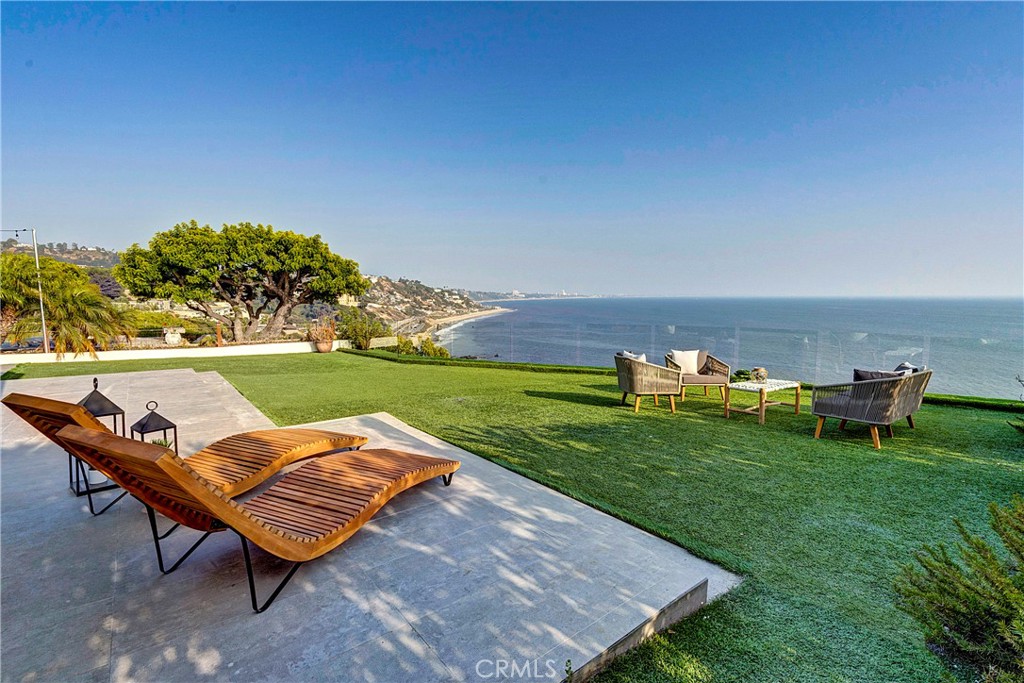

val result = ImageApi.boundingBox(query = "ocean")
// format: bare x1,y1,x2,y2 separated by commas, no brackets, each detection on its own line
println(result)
438,298,1024,400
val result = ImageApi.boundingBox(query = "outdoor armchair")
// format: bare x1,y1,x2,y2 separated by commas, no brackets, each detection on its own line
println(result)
811,370,932,449
615,354,682,413
57,424,460,612
664,350,731,401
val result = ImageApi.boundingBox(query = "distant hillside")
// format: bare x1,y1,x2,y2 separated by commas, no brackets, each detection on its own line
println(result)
361,276,487,335
1,239,120,267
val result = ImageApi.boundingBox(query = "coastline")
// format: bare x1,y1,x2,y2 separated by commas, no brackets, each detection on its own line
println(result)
480,296,602,303
426,306,514,336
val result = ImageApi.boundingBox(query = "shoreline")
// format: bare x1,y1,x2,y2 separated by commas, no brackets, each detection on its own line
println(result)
426,307,514,336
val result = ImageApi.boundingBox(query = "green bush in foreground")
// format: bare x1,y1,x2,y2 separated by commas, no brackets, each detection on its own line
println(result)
895,496,1024,682
395,335,417,355
419,336,450,358
336,308,390,350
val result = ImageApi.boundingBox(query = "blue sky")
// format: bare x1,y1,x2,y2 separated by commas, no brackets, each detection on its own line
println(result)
3,2,1021,296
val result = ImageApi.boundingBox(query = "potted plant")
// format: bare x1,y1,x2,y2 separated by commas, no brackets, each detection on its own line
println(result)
307,319,336,353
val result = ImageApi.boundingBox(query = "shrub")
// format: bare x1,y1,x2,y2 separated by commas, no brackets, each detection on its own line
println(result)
129,310,213,337
894,496,1024,681
420,337,450,359
395,335,416,355
306,319,336,343
336,308,391,350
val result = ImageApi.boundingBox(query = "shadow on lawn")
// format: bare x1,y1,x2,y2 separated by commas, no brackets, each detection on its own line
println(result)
1,367,26,380
522,389,619,408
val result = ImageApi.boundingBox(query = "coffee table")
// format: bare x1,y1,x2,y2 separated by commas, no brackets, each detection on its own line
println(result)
724,379,801,425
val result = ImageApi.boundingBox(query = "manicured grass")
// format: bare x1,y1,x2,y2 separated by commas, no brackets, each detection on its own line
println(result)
5,353,1022,682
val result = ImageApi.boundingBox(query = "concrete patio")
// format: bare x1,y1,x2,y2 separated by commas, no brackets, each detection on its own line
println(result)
1,369,740,682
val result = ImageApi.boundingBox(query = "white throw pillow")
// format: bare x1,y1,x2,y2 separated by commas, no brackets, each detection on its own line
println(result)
670,349,700,375
619,350,647,363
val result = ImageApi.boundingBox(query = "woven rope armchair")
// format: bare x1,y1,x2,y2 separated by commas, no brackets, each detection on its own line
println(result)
811,370,932,449
614,355,682,413
664,351,731,401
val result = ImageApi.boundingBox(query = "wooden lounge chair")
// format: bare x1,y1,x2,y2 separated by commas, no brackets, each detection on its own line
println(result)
1,392,368,513
811,370,932,449
57,424,460,612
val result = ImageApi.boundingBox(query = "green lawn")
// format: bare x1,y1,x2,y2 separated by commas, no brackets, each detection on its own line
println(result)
5,353,1022,682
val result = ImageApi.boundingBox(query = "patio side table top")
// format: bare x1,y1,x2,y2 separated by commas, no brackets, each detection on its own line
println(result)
728,379,801,393
724,379,802,425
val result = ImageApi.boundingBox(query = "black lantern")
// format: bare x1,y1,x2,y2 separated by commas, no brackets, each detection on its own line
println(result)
131,401,178,455
78,377,125,436
71,377,124,499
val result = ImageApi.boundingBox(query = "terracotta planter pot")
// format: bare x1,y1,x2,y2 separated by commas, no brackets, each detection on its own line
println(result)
314,341,334,353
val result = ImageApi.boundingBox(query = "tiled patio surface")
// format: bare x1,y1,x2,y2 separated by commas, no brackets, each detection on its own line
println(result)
1,370,739,682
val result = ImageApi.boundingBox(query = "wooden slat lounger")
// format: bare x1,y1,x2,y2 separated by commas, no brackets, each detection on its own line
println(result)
57,424,460,612
1,392,368,513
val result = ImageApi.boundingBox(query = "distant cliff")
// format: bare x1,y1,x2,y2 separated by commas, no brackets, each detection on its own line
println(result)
360,276,488,335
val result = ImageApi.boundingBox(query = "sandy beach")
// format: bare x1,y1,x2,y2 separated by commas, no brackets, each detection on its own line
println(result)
425,306,513,335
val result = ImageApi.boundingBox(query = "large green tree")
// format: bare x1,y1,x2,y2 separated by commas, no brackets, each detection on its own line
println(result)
1,253,135,357
115,221,370,342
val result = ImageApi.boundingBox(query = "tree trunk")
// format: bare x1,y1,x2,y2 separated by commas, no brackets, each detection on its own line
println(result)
232,314,247,344
0,307,18,343
260,301,295,340
186,301,249,343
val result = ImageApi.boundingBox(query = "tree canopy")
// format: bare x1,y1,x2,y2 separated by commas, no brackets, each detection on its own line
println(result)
115,221,370,342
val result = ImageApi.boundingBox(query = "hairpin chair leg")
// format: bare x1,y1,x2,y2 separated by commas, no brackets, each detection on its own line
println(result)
76,458,127,516
441,473,454,486
237,533,303,613
145,505,214,574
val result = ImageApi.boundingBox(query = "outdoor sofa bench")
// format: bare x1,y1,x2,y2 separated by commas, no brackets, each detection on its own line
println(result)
811,369,932,449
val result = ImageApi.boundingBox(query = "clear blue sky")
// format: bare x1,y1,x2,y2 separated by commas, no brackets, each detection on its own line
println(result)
3,2,1022,296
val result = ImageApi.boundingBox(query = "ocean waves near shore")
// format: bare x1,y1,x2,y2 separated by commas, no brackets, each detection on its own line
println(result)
440,297,1024,400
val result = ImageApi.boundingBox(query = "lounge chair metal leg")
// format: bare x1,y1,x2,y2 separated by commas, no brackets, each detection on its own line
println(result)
885,425,894,438
146,505,214,574
621,392,628,406
76,458,127,516
906,415,915,429
441,473,454,486
238,533,303,613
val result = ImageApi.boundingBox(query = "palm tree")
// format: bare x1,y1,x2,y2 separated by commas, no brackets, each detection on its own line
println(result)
4,254,136,358
0,254,39,342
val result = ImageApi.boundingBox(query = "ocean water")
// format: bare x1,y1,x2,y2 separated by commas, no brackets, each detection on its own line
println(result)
439,298,1024,399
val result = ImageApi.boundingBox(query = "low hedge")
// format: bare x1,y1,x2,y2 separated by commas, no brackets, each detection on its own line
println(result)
340,349,616,376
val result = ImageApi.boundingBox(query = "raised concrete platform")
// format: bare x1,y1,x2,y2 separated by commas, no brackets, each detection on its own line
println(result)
1,370,739,682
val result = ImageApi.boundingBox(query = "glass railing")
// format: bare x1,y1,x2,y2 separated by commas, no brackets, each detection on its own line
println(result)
437,320,1023,400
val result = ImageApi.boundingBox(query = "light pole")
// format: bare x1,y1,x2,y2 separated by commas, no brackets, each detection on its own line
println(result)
1,228,49,352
